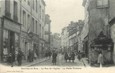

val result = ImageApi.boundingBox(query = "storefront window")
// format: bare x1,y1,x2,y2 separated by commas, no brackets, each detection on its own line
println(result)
3,30,8,61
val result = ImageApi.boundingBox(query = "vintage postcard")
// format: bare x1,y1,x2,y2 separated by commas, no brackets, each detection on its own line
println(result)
0,0,115,73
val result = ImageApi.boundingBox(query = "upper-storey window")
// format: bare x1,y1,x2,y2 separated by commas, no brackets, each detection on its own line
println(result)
97,0,109,8
5,0,11,18
36,0,38,12
33,0,34,10
28,0,30,6
13,1,18,22
23,10,26,27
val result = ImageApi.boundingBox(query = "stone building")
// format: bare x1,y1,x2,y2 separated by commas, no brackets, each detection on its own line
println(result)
109,0,115,64
82,0,114,65
44,14,51,51
61,27,69,52
52,33,61,50
0,0,46,61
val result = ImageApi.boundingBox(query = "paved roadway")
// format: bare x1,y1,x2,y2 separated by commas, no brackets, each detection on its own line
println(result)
31,54,84,67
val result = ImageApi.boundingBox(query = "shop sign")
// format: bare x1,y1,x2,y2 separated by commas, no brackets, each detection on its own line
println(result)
4,18,20,33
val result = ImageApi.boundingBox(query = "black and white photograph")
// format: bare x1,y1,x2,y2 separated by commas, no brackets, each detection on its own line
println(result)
0,0,115,73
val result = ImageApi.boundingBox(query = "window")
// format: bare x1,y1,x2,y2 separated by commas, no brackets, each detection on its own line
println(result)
13,1,18,21
32,18,34,32
36,21,38,34
23,11,26,27
33,0,34,10
36,0,38,12
40,5,42,19
97,0,109,8
27,14,30,30
42,9,44,21
5,0,11,18
34,20,36,33
28,0,30,6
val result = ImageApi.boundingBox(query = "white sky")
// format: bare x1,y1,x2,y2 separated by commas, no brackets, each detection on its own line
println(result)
44,0,85,34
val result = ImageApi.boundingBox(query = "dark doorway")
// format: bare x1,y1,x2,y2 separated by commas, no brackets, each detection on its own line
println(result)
9,31,15,54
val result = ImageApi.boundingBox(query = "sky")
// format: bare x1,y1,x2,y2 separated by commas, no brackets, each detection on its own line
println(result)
44,0,85,34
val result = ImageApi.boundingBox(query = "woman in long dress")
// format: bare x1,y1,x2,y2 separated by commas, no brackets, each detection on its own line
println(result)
52,51,57,65
98,51,103,67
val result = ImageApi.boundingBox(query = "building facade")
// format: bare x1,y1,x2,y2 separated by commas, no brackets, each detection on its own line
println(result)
82,0,114,65
109,0,115,64
44,14,51,51
61,27,69,52
0,0,46,61
61,20,84,53
52,33,61,50
68,21,84,52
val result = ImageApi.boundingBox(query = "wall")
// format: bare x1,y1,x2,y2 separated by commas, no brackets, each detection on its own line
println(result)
0,18,2,61
61,27,69,49
109,0,115,20
111,23,115,64
88,0,108,42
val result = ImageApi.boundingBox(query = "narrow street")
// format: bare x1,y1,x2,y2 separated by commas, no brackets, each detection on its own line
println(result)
31,54,84,66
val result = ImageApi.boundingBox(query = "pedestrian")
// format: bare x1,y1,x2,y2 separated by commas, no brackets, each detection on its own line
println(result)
31,49,34,62
52,51,57,65
34,52,37,60
77,51,81,61
64,52,68,62
68,52,71,62
98,51,103,67
71,52,75,63
3,47,8,62
8,52,15,67
28,49,34,62
17,49,23,66
15,49,18,65
27,50,30,62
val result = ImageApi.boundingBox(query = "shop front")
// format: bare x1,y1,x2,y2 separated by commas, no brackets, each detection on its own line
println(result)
90,32,114,66
1,17,21,62
110,17,115,64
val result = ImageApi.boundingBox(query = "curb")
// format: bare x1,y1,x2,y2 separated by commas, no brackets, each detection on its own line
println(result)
25,58,49,67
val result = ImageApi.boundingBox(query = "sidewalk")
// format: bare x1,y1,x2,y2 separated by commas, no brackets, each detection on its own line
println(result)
1,57,49,67
22,58,49,67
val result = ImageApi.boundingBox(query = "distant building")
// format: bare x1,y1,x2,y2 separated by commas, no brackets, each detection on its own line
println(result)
51,33,61,50
61,20,84,53
61,27,69,52
44,14,51,50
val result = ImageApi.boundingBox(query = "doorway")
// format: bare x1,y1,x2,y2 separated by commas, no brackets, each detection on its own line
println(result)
9,31,15,54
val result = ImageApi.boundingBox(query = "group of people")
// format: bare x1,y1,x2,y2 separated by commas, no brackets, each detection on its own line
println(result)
64,52,75,63
7,48,24,67
27,49,34,62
